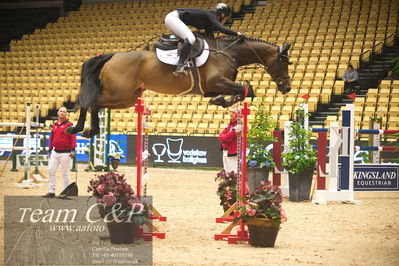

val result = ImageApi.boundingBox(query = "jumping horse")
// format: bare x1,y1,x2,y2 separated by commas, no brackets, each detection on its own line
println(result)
67,36,292,138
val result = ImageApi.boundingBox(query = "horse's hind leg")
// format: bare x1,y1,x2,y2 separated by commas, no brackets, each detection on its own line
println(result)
65,108,87,134
81,108,100,138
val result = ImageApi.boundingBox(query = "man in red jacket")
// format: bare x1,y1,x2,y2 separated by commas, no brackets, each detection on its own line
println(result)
218,106,239,173
43,107,76,198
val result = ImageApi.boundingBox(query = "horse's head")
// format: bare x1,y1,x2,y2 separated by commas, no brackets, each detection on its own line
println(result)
265,43,292,94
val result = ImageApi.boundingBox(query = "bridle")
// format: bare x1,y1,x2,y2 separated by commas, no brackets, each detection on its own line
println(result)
207,37,291,86
244,40,291,86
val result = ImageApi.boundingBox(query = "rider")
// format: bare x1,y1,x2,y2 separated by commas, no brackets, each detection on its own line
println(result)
165,3,244,74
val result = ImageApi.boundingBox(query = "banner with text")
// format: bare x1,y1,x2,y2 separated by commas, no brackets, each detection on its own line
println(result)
127,135,223,167
352,164,399,191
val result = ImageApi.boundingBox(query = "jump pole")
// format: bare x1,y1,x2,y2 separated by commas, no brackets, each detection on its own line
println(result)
135,97,144,198
214,102,250,244
31,103,47,181
272,130,283,186
15,102,42,188
134,84,166,240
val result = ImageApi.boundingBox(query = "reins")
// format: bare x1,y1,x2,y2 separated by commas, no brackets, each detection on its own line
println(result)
243,39,290,85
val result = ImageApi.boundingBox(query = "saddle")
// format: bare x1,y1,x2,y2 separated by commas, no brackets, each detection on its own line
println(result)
155,34,205,63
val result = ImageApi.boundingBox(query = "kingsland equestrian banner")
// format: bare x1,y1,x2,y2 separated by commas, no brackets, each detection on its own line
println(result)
352,164,399,191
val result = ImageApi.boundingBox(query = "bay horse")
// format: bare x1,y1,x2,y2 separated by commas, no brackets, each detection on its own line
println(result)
67,36,292,138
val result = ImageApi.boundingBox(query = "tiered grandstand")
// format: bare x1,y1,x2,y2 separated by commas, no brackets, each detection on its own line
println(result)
0,0,398,135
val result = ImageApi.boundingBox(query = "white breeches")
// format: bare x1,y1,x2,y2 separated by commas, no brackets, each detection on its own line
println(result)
48,151,71,194
165,10,196,45
222,150,238,174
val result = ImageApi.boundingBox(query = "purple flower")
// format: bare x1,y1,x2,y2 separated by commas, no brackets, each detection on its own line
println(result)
249,160,258,167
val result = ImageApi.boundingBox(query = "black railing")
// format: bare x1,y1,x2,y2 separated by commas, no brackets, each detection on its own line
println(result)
359,33,398,70
359,50,371,69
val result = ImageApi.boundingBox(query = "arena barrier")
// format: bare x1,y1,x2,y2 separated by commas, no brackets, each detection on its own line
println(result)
0,102,45,187
273,104,399,204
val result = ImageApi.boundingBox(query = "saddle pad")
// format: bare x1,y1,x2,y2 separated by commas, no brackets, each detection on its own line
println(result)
155,40,209,67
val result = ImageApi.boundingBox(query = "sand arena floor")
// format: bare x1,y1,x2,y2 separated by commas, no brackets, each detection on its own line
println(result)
0,162,398,265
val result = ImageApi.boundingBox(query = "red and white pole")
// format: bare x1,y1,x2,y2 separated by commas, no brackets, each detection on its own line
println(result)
238,102,250,239
135,97,144,198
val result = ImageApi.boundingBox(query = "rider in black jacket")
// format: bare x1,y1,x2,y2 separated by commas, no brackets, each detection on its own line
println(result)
165,3,243,75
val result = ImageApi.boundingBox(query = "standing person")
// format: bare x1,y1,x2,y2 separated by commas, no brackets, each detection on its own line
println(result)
342,64,359,94
43,107,76,198
164,3,243,74
218,106,239,173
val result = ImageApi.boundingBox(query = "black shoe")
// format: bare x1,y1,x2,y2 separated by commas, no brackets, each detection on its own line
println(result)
42,192,55,198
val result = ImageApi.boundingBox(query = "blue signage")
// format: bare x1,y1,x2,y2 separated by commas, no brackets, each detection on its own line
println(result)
47,134,127,163
75,135,90,162
108,134,127,163
353,164,399,191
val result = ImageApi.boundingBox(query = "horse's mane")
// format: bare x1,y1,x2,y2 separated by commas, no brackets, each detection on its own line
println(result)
216,35,279,47
194,31,279,47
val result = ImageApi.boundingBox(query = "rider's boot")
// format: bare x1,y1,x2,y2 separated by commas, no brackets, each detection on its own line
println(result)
174,39,192,76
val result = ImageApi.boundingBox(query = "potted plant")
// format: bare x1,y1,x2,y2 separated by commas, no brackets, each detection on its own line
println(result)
281,107,317,202
234,181,287,247
215,170,239,213
88,172,149,244
247,98,276,193
108,152,125,171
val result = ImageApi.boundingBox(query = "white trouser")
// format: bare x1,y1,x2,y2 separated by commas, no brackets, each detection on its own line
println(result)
165,10,196,45
48,151,71,194
223,150,238,174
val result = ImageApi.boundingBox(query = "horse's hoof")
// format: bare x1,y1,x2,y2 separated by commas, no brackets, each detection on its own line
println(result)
81,129,92,138
64,125,74,135
209,95,226,107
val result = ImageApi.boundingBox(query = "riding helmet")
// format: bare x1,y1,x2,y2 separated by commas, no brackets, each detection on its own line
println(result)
215,3,232,17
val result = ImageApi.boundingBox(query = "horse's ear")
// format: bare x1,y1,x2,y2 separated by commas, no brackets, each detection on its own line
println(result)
282,43,291,54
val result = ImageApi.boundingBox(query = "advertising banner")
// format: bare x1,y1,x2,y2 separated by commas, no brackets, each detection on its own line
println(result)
353,164,399,191
127,135,223,167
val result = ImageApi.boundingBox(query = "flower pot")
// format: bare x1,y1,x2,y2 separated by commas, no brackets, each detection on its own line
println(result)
288,168,314,202
247,217,280,247
107,221,138,244
111,159,120,171
247,168,269,193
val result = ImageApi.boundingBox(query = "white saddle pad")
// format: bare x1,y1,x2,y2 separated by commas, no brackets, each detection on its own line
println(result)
155,40,209,67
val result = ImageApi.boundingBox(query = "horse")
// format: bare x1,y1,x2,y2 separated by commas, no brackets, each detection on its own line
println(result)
66,36,292,138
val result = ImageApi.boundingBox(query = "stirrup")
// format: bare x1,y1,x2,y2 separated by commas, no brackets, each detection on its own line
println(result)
173,64,187,76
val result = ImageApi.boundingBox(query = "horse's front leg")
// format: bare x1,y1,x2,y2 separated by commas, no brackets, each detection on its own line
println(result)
208,78,249,108
65,108,87,135
81,108,100,138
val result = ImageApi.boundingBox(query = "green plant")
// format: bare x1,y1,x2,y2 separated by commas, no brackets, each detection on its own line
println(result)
390,56,399,75
247,98,276,169
215,170,238,209
281,107,317,174
88,172,148,224
234,181,287,224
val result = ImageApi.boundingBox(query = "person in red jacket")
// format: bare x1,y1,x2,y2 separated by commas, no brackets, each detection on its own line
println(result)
43,107,76,198
218,106,239,173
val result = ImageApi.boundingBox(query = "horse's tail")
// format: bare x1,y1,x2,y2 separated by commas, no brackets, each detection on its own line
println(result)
75,54,115,111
